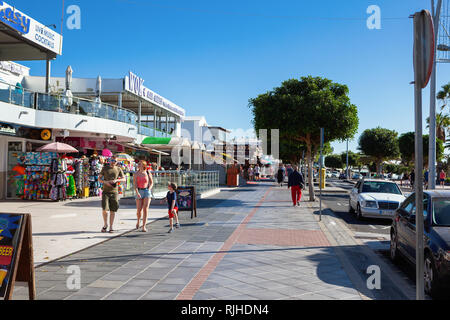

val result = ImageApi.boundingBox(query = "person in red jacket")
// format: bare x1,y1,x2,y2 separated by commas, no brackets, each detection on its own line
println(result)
288,165,305,207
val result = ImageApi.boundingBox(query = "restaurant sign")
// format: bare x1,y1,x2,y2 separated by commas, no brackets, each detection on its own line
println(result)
0,1,63,55
125,71,185,118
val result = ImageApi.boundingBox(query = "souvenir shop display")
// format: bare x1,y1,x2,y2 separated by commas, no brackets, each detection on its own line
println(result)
65,157,77,199
88,154,103,197
73,156,90,198
115,155,135,197
19,152,57,200
49,157,68,201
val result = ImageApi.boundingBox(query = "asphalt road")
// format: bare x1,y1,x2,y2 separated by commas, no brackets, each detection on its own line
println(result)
319,179,425,299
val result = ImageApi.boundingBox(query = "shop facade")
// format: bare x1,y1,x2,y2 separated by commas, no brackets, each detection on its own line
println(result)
0,123,54,199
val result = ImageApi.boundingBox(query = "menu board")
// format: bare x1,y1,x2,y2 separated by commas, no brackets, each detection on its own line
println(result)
0,214,24,298
176,186,197,219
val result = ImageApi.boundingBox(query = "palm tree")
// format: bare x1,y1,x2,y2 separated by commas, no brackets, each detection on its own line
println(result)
437,82,450,111
426,112,450,142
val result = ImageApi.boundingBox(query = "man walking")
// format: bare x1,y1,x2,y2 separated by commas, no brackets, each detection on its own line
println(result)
288,165,305,207
99,157,126,233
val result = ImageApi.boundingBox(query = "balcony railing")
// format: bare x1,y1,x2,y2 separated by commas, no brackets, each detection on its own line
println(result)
0,81,138,126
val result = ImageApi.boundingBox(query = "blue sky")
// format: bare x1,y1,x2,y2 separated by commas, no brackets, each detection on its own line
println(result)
11,0,450,154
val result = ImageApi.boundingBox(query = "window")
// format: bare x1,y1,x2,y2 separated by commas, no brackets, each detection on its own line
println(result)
402,195,415,214
361,181,401,195
432,199,450,226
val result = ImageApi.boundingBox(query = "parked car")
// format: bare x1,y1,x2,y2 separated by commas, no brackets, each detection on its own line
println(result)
339,173,347,180
331,171,340,178
390,190,450,298
349,179,406,220
352,173,361,180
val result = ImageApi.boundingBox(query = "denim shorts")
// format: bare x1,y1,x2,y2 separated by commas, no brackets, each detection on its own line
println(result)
136,188,151,199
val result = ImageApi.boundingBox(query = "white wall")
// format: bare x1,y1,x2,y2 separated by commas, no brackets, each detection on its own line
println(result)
0,101,138,141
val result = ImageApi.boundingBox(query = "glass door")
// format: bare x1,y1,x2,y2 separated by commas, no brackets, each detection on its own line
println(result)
6,141,24,199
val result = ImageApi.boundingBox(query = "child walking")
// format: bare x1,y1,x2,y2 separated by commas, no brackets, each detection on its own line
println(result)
166,182,181,233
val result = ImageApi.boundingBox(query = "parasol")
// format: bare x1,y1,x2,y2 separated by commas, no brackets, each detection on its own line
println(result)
37,142,78,153
115,153,133,161
102,148,113,157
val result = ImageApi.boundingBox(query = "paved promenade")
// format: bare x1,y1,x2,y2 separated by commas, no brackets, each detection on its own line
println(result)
13,183,363,300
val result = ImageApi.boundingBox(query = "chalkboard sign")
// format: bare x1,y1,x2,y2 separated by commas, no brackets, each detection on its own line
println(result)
176,186,197,219
0,213,35,300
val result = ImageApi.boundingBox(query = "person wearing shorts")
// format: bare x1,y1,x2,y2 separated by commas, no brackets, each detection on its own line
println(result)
440,169,446,188
134,160,154,232
99,157,126,233
166,182,180,233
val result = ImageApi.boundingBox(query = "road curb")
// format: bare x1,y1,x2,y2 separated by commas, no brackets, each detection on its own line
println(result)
314,197,416,300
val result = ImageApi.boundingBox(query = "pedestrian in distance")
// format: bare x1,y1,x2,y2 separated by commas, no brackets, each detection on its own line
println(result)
277,165,285,187
254,164,260,181
440,169,446,188
424,170,429,190
166,182,180,233
410,169,415,190
248,166,254,181
133,160,154,232
286,164,294,179
99,157,126,233
288,165,305,207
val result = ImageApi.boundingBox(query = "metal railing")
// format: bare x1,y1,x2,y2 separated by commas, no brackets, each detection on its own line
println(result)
36,93,137,125
0,80,138,126
138,125,168,138
122,170,220,198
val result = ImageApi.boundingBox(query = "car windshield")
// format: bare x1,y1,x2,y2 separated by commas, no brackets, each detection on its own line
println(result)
432,199,450,226
361,181,401,195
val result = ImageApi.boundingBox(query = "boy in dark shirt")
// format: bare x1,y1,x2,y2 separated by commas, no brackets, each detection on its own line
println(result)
166,182,180,233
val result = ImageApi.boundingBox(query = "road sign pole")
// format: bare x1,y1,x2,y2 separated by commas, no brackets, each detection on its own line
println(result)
346,139,349,179
413,9,435,300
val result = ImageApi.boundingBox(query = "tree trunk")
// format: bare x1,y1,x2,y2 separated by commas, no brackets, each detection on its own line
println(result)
376,160,382,175
307,142,315,201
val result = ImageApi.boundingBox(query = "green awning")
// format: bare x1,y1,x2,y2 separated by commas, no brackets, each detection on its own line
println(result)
142,137,172,145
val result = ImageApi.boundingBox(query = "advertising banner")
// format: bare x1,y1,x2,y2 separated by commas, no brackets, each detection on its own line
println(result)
0,214,23,298
0,1,63,55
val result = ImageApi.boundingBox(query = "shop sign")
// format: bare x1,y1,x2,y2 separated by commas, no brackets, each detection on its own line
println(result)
0,61,26,76
0,1,62,55
0,122,52,141
125,71,186,118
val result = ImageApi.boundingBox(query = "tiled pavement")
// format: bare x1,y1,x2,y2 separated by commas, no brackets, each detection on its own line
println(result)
12,183,363,300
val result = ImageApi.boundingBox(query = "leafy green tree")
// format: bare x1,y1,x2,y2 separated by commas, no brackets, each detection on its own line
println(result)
398,131,444,166
250,76,359,201
358,127,400,174
325,155,343,169
398,132,415,165
340,151,360,169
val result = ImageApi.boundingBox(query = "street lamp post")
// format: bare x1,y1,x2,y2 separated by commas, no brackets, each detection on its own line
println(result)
429,0,443,190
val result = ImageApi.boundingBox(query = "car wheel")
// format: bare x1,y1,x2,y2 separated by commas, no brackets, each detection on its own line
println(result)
390,230,400,263
356,204,364,220
424,253,439,298
349,199,355,214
